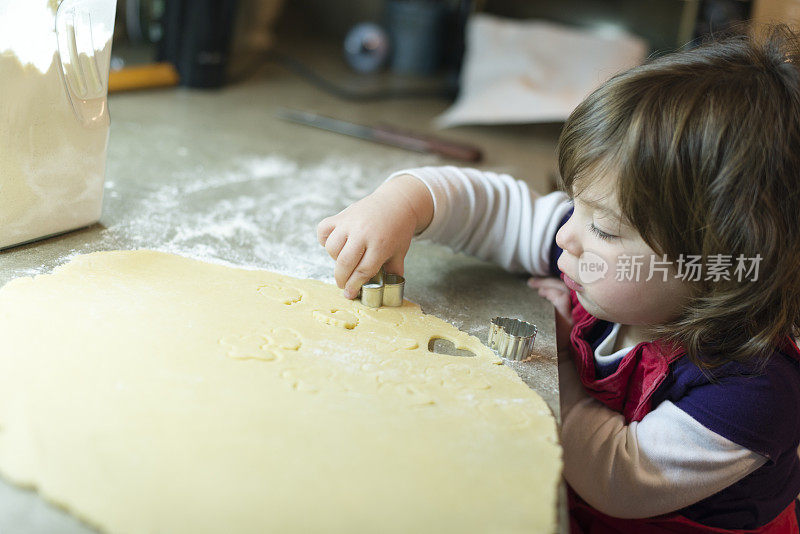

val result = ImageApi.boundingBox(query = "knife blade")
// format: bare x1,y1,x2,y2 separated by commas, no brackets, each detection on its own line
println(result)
276,107,483,163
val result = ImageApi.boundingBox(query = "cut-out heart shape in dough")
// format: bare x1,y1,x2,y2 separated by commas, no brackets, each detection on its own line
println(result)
428,337,476,358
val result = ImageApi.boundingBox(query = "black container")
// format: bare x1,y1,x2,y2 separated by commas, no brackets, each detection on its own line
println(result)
385,0,447,75
158,0,238,88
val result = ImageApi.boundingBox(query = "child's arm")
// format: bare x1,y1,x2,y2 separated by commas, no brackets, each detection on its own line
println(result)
319,166,571,298
386,166,571,274
559,369,767,518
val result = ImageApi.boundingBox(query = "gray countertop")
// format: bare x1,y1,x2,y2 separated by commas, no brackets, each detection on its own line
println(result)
0,61,564,533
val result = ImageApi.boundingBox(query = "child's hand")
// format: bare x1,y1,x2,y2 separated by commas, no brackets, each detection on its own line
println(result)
528,276,573,355
317,175,434,300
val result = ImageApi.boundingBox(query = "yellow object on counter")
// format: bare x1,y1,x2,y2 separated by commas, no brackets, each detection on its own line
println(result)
108,62,179,93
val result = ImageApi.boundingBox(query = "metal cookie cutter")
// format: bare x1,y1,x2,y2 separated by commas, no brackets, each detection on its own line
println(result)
358,268,405,308
488,317,538,361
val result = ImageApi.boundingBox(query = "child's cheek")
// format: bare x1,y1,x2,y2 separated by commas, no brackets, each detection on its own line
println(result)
576,247,620,287
577,247,649,317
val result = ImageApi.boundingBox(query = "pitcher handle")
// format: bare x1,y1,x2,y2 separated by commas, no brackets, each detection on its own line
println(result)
55,0,116,126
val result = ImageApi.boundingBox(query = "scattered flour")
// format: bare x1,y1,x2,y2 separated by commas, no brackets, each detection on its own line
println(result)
92,152,437,282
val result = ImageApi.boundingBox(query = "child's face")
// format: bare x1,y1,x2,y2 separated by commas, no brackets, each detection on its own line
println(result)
555,174,690,326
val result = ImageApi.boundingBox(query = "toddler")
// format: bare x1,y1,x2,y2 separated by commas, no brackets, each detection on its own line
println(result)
317,25,800,533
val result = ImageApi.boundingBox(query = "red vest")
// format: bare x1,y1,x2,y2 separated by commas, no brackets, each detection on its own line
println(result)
564,289,800,534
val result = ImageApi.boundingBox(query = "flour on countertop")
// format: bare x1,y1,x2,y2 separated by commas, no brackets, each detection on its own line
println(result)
95,153,437,282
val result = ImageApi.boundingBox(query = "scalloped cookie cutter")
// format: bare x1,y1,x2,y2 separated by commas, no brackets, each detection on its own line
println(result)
358,268,405,308
488,317,537,361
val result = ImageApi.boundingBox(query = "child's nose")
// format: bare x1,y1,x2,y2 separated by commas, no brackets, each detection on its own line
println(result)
555,218,581,258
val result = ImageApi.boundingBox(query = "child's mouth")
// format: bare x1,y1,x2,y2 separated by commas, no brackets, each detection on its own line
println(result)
563,274,584,292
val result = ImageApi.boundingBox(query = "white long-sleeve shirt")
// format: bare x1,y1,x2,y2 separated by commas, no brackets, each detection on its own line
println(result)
388,166,766,518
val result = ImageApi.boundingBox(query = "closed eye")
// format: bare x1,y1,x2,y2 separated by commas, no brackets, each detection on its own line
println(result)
588,222,618,241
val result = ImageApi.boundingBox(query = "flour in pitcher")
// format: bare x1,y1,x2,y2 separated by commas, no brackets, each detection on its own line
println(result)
0,0,112,249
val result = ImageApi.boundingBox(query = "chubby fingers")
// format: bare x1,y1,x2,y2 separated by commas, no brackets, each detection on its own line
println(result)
338,246,407,300
317,217,336,247
537,287,565,305
334,239,366,289
343,248,386,299
527,276,569,292
534,286,573,327
528,276,571,311
323,227,348,262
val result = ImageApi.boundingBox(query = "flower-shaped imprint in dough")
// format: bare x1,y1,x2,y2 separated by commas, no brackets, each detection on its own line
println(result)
312,309,358,330
264,327,302,351
359,364,438,405
220,334,282,362
428,363,492,391
257,283,303,305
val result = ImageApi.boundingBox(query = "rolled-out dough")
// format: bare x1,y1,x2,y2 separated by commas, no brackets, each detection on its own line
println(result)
0,250,561,533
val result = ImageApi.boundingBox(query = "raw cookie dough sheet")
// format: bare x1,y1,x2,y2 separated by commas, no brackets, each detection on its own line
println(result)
0,250,561,534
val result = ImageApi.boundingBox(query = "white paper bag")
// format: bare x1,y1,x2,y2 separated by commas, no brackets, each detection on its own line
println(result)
436,14,648,127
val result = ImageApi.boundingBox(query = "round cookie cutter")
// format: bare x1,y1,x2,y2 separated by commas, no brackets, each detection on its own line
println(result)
488,317,538,361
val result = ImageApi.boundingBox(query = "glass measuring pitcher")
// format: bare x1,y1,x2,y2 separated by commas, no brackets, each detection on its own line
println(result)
0,0,116,250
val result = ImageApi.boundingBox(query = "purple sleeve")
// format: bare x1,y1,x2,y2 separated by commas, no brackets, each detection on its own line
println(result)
548,207,572,277
671,355,800,461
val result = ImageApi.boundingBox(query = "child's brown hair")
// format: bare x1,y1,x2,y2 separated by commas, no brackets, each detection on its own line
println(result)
558,24,800,369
